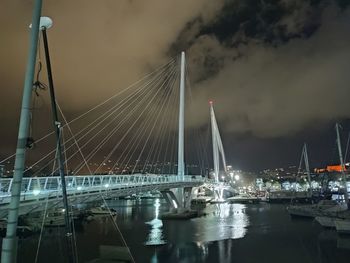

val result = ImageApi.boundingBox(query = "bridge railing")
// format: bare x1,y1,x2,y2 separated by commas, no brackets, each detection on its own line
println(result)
0,174,207,200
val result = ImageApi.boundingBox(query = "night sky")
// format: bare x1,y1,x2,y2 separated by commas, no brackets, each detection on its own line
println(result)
1,0,350,172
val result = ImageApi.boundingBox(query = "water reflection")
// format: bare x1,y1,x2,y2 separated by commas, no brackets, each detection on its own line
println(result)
145,198,166,245
190,203,249,242
317,230,350,262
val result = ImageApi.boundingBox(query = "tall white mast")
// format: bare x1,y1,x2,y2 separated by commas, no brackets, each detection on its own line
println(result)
177,51,185,180
210,101,227,182
210,102,219,182
303,143,312,197
336,123,349,204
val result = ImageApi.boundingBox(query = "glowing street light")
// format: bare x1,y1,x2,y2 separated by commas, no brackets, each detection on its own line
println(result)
234,174,240,181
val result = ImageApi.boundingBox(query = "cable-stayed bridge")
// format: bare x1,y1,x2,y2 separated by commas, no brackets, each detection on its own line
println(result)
0,174,206,218
0,13,230,263
0,52,226,219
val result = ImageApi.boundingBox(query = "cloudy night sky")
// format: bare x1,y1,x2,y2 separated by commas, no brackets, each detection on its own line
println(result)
1,0,350,172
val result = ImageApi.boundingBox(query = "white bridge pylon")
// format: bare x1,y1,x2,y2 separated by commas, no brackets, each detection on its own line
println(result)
210,101,227,200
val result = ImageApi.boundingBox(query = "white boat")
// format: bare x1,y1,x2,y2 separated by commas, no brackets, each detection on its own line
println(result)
268,190,311,203
88,206,117,216
227,193,260,204
315,210,350,228
316,216,336,228
287,200,347,218
335,218,350,234
191,196,212,205
23,209,80,228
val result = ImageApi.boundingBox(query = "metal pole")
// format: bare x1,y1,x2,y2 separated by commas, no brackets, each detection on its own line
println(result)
303,143,312,198
42,28,76,263
210,102,219,183
177,51,185,180
1,1,42,262
335,123,349,204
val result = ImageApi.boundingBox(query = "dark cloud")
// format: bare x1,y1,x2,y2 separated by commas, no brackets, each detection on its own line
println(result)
183,1,350,138
1,0,350,170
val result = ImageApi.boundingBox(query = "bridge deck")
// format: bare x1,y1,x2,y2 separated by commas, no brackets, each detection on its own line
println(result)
0,174,206,218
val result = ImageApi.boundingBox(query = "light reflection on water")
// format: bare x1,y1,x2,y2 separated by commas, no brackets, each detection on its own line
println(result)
14,200,350,263
142,202,250,246
144,198,166,245
190,203,249,242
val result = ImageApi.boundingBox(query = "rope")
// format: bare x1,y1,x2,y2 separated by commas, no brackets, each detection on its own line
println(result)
57,103,93,174
101,196,136,263
35,139,60,263
344,131,350,163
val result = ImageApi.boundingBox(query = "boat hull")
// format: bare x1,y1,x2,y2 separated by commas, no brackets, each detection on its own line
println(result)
315,216,335,228
227,198,260,204
335,219,350,234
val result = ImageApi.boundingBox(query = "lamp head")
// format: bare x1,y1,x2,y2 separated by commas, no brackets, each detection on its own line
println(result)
29,16,53,30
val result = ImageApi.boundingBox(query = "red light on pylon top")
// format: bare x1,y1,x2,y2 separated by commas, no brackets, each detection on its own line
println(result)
209,100,213,105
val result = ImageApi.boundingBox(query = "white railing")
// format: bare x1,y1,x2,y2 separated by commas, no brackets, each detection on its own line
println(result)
0,174,206,202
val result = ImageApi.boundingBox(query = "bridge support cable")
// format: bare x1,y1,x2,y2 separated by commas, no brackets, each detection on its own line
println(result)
21,63,172,177
94,62,179,174
107,66,178,173
27,58,177,177
185,62,210,177
0,59,176,168
147,86,180,175
75,66,178,174
134,69,180,174
71,61,178,174
160,84,180,175
115,67,179,174
37,60,175,174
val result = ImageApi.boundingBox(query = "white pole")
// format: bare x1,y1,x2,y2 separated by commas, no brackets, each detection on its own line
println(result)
177,51,185,180
1,0,42,262
210,102,219,183
303,143,312,198
336,123,349,204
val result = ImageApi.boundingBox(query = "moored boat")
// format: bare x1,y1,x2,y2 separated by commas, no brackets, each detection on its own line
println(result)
335,218,350,234
191,196,212,205
227,193,260,204
315,216,336,228
315,210,350,228
88,206,117,216
287,200,347,218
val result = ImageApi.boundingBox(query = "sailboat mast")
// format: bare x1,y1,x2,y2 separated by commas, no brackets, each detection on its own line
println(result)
1,1,43,262
335,123,349,204
303,143,312,197
42,27,76,263
210,102,219,183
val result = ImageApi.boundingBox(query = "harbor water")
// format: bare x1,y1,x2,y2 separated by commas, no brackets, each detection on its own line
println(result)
12,199,350,263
